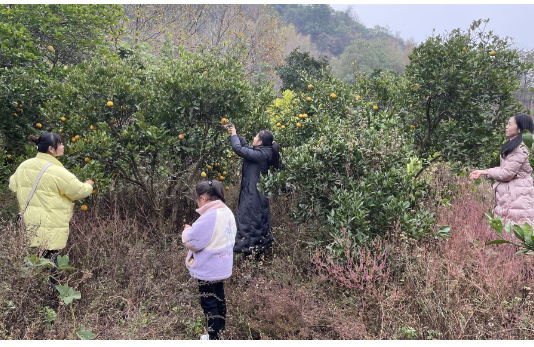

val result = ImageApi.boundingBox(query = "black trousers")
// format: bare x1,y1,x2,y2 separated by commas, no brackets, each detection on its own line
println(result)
42,250,60,286
198,280,226,340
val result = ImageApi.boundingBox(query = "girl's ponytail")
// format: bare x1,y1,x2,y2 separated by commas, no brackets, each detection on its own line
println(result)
271,141,281,170
258,130,282,170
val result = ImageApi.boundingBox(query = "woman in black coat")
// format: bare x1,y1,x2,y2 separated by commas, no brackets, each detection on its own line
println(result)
225,124,280,257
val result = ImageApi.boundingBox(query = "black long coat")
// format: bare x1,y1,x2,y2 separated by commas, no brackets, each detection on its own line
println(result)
229,135,273,254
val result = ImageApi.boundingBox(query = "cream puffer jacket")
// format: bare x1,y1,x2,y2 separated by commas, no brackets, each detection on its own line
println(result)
9,152,92,250
488,143,534,226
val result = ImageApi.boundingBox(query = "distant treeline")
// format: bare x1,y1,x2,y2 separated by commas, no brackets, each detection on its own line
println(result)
271,4,416,82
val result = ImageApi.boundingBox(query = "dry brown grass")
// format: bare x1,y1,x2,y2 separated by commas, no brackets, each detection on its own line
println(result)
1,168,534,339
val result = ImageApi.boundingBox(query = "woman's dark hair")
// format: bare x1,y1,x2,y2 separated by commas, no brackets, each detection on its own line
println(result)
28,133,62,154
501,113,534,158
193,180,226,203
258,130,281,170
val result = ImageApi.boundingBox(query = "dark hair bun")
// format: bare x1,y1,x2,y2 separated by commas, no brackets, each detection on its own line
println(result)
28,135,39,144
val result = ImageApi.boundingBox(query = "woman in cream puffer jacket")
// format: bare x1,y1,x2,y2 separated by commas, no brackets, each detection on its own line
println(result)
470,113,534,226
9,133,93,251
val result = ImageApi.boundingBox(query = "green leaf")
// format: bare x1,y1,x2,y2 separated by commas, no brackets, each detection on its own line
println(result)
436,225,452,239
513,225,525,241
522,222,533,237
525,235,534,248
523,130,533,149
76,325,96,340
56,255,76,271
55,284,81,305
485,239,512,245
504,221,512,235
473,178,481,185
488,216,503,234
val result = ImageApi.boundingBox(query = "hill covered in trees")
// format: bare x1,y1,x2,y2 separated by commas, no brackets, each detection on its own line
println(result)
272,4,416,82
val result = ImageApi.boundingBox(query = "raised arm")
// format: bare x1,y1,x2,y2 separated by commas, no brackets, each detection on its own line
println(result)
230,135,265,163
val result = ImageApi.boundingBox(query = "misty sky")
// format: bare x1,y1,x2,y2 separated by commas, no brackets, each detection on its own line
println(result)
330,4,534,50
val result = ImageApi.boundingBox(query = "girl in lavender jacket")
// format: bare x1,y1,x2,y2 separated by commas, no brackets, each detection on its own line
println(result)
182,180,237,340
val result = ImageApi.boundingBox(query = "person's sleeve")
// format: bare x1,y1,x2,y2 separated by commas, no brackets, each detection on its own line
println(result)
229,134,264,163
57,169,93,200
9,170,18,193
181,210,217,252
488,145,529,182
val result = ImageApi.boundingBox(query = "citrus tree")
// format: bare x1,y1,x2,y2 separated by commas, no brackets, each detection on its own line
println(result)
276,48,329,91
40,47,274,229
260,72,435,248
404,19,531,170
350,19,532,176
0,4,124,188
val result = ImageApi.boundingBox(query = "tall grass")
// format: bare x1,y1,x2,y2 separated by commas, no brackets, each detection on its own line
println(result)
1,168,534,339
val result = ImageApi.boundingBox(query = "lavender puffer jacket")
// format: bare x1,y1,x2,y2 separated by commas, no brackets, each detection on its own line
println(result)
488,143,534,225
182,200,237,281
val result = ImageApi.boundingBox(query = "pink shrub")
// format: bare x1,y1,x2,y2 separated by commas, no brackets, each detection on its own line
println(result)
310,228,389,293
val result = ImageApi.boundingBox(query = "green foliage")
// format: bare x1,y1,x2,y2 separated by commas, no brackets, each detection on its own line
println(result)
272,4,393,56
260,73,435,245
0,4,123,69
276,48,329,91
55,284,81,305
0,4,125,182
400,325,418,340
76,325,96,340
41,47,274,224
404,19,531,168
331,37,406,83
349,19,532,173
39,306,57,329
